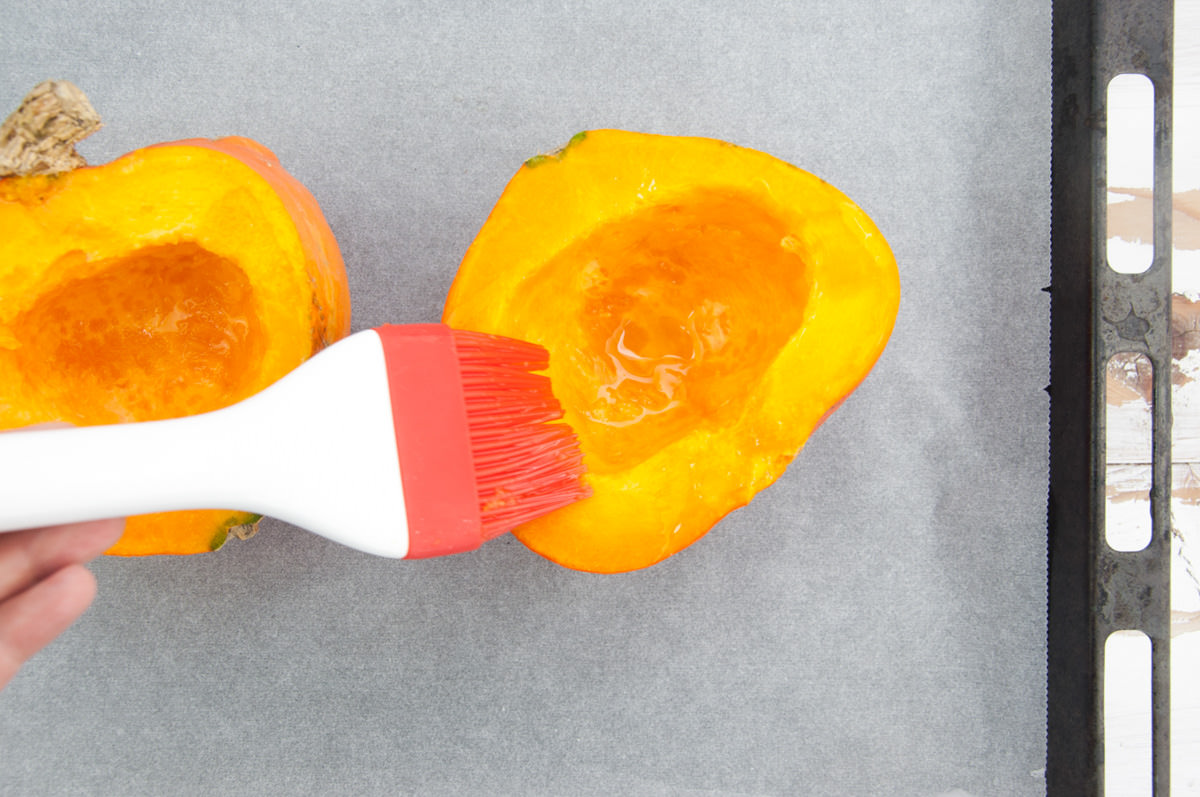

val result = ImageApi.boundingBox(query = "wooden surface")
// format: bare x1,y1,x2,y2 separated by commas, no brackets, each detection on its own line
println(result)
1102,2,1199,791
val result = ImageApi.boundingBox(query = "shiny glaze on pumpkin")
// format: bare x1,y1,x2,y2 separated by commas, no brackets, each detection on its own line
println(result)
444,130,899,573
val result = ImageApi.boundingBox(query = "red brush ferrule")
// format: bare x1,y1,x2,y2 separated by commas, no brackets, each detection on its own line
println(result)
374,324,483,558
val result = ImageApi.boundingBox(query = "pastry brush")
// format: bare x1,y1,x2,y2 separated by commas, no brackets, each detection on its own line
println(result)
0,324,590,558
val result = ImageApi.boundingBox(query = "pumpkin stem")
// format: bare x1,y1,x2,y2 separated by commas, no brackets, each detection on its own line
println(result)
229,521,261,542
0,80,102,177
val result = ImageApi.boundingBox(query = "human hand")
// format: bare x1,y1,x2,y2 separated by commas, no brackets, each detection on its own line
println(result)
0,518,124,690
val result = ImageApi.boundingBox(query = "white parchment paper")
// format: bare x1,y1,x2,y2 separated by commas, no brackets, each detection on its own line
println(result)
0,2,1050,794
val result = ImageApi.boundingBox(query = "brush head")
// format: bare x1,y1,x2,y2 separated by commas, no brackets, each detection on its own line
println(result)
450,328,592,540
374,323,589,558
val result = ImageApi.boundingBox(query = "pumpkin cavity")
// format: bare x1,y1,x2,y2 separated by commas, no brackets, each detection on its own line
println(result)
512,187,812,473
13,242,265,424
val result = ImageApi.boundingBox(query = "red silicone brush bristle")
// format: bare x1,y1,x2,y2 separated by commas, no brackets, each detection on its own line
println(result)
450,329,592,539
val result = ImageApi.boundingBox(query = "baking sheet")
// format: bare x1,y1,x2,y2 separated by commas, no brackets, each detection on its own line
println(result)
0,2,1051,794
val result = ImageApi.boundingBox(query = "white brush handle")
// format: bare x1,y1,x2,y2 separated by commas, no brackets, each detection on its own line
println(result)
0,330,412,557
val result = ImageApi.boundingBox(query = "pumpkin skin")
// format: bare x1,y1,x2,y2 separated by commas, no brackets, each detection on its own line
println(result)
0,136,351,555
443,130,899,573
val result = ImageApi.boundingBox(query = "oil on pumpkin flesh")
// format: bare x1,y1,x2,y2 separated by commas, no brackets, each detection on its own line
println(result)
444,130,899,574
11,243,265,424
507,188,810,475
497,189,815,572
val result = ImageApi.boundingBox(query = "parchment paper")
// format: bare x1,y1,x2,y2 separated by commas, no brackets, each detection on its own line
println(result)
0,2,1050,795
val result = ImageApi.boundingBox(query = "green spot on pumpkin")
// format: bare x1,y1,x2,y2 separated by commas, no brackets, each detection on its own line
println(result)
210,512,262,551
524,131,589,168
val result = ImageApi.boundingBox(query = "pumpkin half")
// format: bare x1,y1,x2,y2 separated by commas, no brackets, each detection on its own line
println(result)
443,130,899,573
0,135,351,555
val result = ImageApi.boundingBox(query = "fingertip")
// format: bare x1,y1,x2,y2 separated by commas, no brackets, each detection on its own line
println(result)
87,517,127,552
47,517,127,561
0,519,124,602
31,564,99,630
52,563,99,612
0,564,100,690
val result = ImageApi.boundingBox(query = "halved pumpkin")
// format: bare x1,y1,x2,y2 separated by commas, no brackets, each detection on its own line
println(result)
0,124,350,555
444,130,899,573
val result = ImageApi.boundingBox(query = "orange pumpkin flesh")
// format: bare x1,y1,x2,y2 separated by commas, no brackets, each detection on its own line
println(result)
0,137,350,555
444,130,899,573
